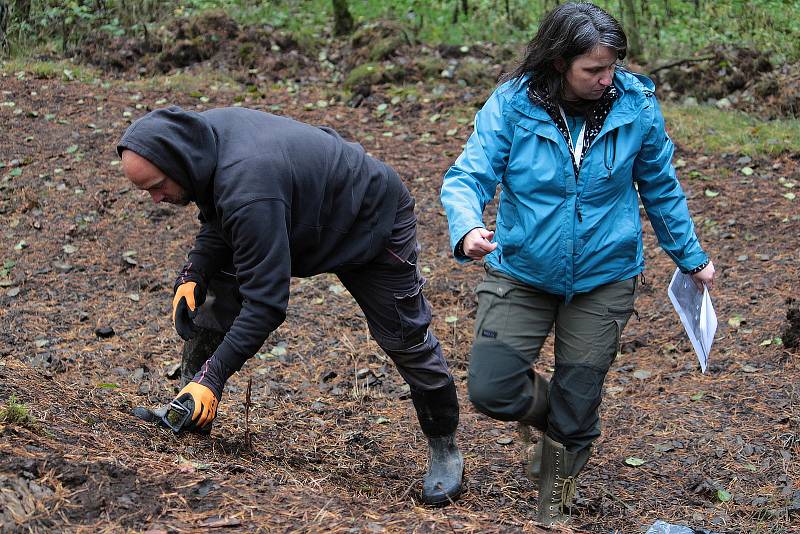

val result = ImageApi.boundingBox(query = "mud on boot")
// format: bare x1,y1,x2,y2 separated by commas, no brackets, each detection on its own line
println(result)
423,433,464,505
410,378,464,506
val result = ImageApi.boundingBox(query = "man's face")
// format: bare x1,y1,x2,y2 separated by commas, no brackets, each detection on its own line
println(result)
121,150,190,206
562,45,617,101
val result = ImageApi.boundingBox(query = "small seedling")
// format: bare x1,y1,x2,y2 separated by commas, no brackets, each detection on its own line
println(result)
0,395,34,425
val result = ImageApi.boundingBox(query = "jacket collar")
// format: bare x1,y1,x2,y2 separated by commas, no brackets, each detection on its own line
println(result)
504,70,653,130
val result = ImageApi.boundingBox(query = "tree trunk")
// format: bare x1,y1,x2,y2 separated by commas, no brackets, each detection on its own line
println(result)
620,0,643,60
332,0,353,37
452,0,469,24
0,1,8,54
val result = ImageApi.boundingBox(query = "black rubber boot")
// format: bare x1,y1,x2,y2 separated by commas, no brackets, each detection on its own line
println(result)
410,378,464,506
180,328,226,387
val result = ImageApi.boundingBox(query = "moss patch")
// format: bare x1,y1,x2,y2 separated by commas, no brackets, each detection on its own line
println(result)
663,103,800,156
455,58,493,87
415,56,447,80
343,62,385,90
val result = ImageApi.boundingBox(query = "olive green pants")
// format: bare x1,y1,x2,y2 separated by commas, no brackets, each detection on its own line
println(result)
468,268,636,453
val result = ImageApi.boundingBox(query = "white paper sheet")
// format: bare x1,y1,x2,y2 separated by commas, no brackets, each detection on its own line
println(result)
667,268,717,372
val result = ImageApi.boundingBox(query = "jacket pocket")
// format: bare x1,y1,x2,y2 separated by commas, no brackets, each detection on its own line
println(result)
496,199,525,257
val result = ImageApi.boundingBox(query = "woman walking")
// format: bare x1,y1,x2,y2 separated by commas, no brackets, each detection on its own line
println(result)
440,2,715,525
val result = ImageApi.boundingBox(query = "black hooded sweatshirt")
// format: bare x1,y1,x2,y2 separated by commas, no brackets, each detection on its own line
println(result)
118,107,402,384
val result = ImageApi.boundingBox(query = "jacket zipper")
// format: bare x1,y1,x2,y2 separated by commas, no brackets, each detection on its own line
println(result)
604,130,618,179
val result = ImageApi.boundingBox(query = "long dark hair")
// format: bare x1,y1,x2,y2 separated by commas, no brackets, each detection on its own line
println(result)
502,2,627,98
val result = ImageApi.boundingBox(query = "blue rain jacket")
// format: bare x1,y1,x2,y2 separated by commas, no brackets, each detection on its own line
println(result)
440,70,708,300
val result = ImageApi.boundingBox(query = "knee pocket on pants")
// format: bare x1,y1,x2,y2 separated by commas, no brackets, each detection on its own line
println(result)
468,340,533,421
393,280,431,346
586,305,634,367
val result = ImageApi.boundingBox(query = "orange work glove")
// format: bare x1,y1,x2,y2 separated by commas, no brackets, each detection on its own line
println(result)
174,381,218,431
172,281,203,340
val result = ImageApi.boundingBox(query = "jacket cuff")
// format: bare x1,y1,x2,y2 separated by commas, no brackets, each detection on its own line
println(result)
192,344,239,400
674,248,708,273
681,258,710,275
452,225,482,263
173,261,208,295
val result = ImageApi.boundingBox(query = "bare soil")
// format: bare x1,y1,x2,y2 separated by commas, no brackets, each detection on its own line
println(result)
1,33,799,533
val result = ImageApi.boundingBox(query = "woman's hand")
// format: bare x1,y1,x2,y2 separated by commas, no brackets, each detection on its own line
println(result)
691,260,716,292
463,228,498,260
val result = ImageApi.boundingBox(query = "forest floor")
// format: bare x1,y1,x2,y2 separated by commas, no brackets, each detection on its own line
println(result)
1,25,800,534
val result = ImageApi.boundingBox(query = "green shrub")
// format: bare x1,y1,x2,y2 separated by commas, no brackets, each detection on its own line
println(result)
5,0,172,56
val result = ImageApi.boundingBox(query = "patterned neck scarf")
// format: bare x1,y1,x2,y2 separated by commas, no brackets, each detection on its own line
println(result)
528,84,618,176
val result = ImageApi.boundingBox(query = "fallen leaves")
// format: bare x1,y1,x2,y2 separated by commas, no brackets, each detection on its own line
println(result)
727,315,744,328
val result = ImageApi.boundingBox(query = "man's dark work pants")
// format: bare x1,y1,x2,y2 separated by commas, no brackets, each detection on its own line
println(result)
468,268,636,453
190,184,452,393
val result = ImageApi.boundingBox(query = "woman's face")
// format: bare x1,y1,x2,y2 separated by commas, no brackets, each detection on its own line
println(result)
562,45,617,101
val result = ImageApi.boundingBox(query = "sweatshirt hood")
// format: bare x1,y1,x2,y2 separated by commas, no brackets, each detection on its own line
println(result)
117,106,217,202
